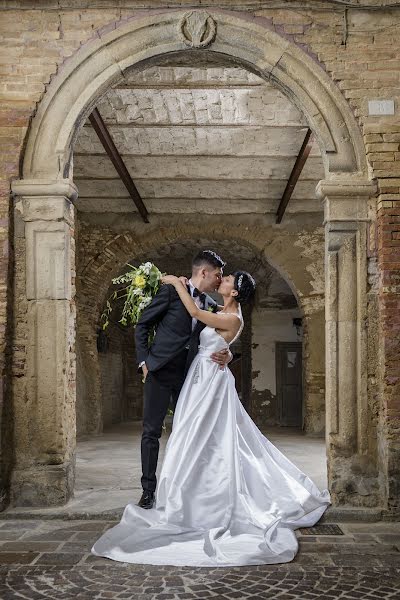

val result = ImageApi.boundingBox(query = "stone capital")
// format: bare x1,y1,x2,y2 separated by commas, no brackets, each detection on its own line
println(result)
11,178,78,201
316,177,377,225
316,177,377,201
12,179,77,224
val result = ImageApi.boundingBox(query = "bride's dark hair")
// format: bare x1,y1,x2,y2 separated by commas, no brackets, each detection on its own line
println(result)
233,271,256,305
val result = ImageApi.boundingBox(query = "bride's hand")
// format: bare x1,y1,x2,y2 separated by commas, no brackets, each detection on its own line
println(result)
161,275,180,287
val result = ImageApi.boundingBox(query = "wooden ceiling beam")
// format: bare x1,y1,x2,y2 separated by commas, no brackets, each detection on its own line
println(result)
88,108,149,223
276,128,313,224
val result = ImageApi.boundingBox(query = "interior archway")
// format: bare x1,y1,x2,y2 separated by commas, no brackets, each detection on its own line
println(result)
79,236,305,426
74,235,328,508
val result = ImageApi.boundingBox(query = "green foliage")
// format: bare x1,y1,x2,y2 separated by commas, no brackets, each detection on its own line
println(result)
100,262,164,331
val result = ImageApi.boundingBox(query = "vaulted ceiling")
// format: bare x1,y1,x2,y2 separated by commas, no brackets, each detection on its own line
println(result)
74,64,324,217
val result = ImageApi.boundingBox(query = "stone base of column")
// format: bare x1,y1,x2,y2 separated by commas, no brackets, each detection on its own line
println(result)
10,458,75,507
328,453,380,508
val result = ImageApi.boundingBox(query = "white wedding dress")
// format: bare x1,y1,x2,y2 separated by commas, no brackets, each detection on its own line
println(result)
92,309,330,566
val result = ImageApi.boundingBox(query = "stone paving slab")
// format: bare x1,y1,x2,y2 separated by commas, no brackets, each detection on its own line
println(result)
0,520,399,598
0,564,399,599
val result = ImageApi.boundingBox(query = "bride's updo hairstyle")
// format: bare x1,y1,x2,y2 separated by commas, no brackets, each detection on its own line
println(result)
233,271,256,305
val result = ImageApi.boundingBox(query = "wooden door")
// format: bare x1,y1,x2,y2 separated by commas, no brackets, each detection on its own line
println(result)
276,342,303,427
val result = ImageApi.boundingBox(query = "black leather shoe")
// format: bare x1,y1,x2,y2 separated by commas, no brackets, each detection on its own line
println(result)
138,490,155,509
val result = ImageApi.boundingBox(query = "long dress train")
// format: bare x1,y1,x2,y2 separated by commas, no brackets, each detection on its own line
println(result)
92,310,330,566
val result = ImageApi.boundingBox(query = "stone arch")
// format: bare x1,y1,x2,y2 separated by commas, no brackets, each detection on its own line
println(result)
21,9,367,182
75,219,324,437
9,9,380,510
79,224,309,325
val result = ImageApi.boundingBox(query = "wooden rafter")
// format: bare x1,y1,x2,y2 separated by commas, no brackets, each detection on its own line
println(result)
276,128,313,224
89,108,149,223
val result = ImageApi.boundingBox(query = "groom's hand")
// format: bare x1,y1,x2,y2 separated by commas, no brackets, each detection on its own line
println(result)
141,363,148,381
210,348,232,370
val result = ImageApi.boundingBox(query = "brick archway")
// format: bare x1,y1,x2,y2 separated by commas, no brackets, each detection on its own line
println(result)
80,226,307,320
76,221,325,438
10,9,378,510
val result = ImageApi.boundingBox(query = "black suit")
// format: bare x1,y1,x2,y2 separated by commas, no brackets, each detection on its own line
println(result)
135,284,217,492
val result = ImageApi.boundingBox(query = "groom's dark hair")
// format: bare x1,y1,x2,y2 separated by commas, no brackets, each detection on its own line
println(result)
192,250,225,271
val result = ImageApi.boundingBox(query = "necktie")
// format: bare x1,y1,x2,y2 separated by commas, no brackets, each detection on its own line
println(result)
192,288,206,305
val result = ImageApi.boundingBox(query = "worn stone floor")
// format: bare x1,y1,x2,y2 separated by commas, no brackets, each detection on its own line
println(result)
2,422,329,519
0,519,399,598
1,423,400,597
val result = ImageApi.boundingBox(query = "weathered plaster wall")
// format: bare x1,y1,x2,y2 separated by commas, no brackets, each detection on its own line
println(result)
302,304,326,436
251,308,303,428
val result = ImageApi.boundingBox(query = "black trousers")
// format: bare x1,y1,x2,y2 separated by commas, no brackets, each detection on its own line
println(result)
141,350,188,492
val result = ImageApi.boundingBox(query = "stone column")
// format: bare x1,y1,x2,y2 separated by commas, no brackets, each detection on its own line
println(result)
11,179,77,506
316,179,379,507
301,295,325,436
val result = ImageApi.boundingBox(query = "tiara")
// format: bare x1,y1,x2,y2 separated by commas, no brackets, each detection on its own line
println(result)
248,273,256,287
237,273,256,291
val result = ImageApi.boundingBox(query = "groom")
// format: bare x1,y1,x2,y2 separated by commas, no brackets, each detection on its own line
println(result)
135,250,231,509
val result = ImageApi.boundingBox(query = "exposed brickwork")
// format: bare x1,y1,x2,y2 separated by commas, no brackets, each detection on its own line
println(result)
98,325,140,430
75,215,325,436
376,176,400,517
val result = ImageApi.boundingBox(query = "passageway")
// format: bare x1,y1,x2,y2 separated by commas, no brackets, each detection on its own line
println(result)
73,59,328,504
4,422,325,517
74,422,328,515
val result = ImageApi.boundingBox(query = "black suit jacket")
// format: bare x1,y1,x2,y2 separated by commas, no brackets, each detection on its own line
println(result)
135,284,217,373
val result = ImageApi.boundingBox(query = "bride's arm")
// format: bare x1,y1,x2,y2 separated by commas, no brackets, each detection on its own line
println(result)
161,275,239,332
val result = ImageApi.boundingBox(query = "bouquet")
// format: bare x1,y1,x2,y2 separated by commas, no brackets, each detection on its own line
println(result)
101,261,163,330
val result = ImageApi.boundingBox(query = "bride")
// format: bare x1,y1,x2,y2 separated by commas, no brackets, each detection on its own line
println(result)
92,271,330,567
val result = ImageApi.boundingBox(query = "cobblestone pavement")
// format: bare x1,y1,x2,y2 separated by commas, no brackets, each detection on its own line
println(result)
0,519,399,599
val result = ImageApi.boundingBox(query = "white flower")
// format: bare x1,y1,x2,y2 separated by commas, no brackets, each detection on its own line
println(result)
139,296,152,310
141,261,153,275
133,288,143,296
112,275,129,284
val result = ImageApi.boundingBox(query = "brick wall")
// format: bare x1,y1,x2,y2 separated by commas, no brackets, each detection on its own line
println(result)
76,318,142,436
376,186,400,516
98,324,142,430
